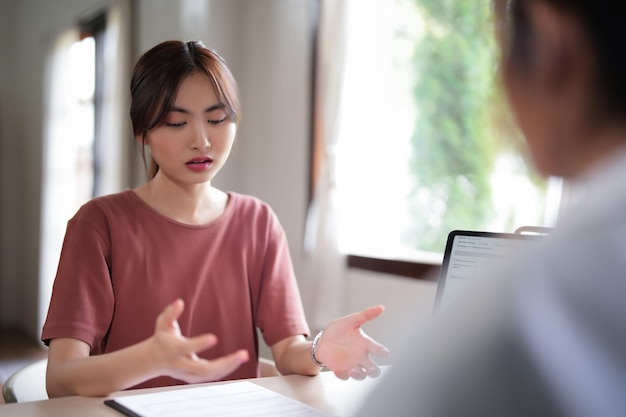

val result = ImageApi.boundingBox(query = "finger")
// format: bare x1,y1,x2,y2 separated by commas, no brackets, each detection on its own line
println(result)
156,299,185,331
184,333,218,355
359,357,380,377
185,349,249,382
347,305,385,328
360,359,381,378
211,349,249,374
367,339,390,359
334,370,350,380
348,367,367,380
365,366,381,378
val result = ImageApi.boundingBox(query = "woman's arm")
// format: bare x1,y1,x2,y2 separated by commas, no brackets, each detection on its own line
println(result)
270,305,390,380
270,335,321,377
46,299,249,397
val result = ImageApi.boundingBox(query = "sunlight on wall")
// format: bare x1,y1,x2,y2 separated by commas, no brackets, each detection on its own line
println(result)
335,0,418,260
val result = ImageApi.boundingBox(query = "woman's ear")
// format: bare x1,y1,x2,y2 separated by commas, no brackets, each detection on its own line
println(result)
530,2,591,96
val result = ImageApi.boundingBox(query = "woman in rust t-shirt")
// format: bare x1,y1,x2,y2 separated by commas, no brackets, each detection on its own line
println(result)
42,40,389,398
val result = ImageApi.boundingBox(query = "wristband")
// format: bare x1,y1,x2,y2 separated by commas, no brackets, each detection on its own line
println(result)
310,330,326,367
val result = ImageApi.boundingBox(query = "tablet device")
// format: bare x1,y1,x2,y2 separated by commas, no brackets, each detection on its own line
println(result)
433,230,544,312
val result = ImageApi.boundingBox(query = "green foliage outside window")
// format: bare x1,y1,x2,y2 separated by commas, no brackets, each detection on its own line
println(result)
404,0,543,252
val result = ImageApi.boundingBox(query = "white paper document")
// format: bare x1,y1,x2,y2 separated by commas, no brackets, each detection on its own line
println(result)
105,381,334,417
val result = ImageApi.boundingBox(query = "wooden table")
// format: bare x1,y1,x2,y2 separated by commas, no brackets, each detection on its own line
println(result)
0,370,385,416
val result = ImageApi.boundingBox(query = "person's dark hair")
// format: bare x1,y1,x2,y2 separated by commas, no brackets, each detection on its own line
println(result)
130,40,241,179
499,0,626,121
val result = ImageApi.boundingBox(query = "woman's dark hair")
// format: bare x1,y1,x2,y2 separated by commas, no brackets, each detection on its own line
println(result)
499,0,626,121
130,40,241,179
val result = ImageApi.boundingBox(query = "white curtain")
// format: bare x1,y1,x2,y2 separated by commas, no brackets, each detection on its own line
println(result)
302,0,350,331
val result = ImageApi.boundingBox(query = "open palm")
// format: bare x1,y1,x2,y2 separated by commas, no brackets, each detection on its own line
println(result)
315,305,390,380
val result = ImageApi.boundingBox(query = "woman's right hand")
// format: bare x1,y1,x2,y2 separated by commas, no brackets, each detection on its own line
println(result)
149,298,249,383
46,299,248,398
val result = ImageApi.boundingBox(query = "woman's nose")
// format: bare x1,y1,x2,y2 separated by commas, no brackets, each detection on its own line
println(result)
190,123,211,150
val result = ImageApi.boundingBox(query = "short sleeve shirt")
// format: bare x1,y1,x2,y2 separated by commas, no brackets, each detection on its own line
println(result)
41,190,310,389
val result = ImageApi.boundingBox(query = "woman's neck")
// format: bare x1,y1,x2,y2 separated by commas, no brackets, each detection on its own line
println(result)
567,124,626,180
134,175,228,225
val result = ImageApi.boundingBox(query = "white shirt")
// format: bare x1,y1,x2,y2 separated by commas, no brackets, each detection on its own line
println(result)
356,148,626,417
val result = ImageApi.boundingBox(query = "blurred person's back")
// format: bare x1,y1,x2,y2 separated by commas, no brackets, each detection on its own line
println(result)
354,1,626,416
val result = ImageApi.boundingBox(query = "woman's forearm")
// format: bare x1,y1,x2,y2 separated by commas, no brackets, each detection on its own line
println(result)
47,300,250,398
46,338,159,398
273,338,322,377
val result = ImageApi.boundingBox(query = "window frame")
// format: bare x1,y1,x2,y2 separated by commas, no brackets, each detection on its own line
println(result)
347,255,440,280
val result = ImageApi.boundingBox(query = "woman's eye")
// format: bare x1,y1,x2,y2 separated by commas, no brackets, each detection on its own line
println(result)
165,121,186,128
208,117,227,125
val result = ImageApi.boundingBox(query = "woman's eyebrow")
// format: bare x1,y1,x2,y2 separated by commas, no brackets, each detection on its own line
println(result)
169,103,225,114
204,103,225,112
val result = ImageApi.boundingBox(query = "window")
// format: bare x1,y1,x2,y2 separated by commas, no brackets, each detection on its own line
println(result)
335,0,561,262
39,29,99,324
38,2,133,330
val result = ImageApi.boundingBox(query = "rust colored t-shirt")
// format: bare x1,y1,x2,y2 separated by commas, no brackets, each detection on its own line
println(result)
41,190,310,389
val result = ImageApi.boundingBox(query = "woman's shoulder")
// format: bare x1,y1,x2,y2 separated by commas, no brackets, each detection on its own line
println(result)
228,192,274,214
226,192,280,224
62,190,141,240
72,189,140,220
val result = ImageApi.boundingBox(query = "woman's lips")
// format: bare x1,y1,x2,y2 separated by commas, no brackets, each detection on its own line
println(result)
185,157,213,172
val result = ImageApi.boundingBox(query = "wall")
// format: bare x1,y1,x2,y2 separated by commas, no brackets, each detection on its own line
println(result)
133,0,312,249
0,0,19,330
0,0,436,347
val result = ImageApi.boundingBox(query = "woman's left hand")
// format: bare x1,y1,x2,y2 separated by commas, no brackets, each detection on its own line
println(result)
315,305,390,380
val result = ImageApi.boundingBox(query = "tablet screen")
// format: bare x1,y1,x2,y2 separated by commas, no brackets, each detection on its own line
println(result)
434,230,543,311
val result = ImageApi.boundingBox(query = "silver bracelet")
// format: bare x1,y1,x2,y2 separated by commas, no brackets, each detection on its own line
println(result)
310,330,326,367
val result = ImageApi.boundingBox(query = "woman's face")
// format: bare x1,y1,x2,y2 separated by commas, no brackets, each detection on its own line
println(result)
503,52,565,178
145,72,237,187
